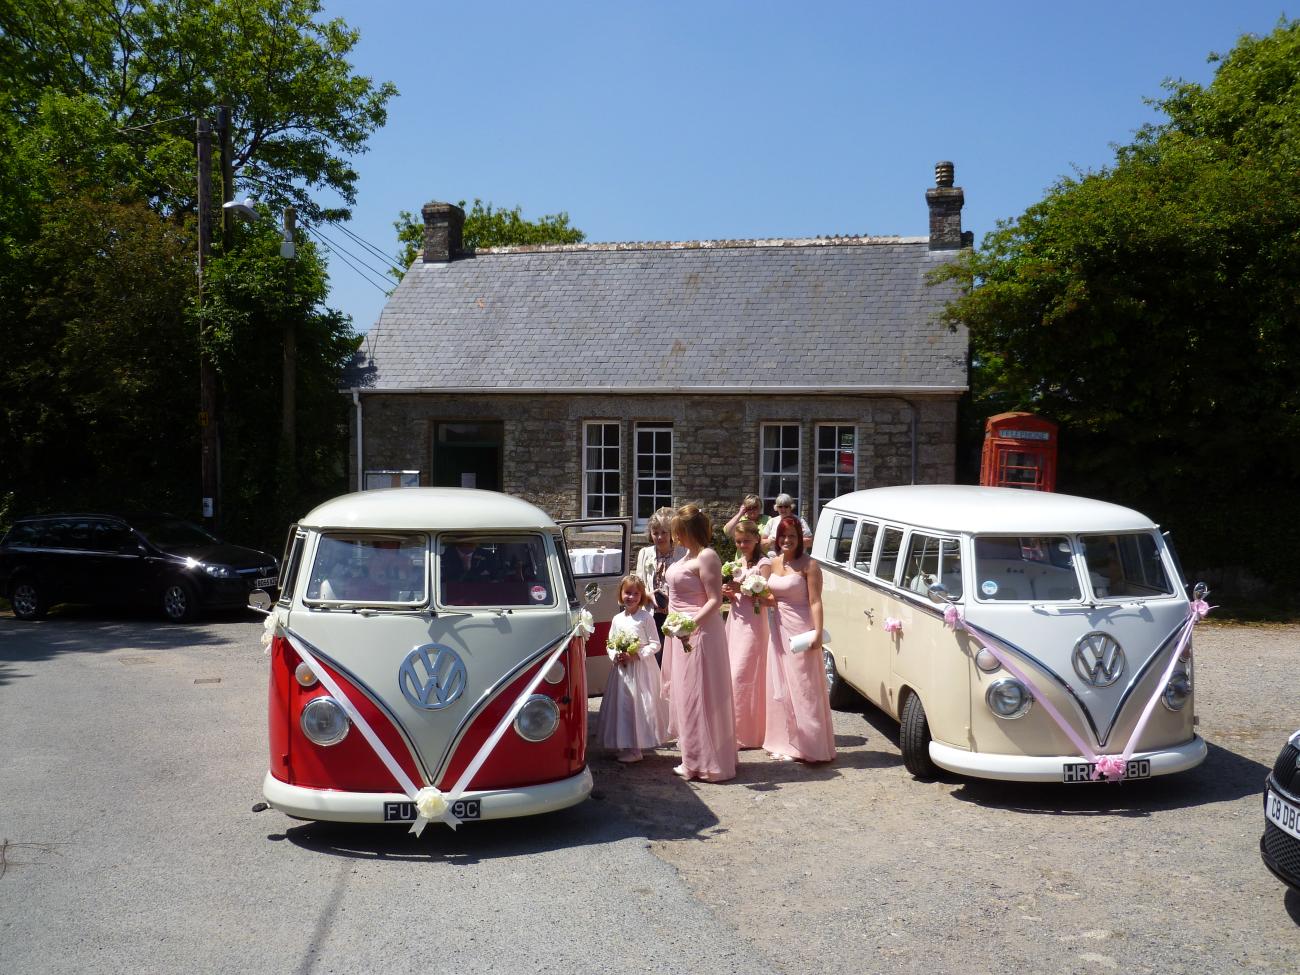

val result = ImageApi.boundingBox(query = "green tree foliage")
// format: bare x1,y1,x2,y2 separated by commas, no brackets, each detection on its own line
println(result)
938,19,1300,607
390,200,586,280
0,0,389,552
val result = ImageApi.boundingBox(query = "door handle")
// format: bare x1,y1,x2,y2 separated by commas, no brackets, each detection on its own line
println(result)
863,608,874,621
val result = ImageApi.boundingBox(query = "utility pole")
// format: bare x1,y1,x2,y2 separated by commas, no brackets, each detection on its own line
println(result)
196,116,219,530
281,206,298,462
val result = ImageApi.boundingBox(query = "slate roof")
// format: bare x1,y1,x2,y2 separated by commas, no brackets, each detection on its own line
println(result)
351,237,968,393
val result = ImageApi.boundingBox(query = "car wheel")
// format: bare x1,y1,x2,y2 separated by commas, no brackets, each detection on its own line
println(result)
900,691,938,779
823,647,860,710
161,579,199,623
10,578,47,621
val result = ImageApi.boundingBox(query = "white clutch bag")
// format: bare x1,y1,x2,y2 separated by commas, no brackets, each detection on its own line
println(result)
789,628,830,654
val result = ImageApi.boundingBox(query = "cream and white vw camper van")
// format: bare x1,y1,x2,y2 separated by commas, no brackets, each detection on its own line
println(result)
816,485,1207,782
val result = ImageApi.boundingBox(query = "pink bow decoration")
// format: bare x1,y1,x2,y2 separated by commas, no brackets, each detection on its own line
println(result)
883,617,903,634
1191,598,1212,620
942,605,963,629
1091,755,1127,782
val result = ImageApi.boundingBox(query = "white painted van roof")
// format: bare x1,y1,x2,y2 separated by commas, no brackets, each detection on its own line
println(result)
821,486,1157,535
299,488,557,531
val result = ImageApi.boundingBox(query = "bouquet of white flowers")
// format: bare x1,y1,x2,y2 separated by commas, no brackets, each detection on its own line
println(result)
720,557,744,581
606,628,641,663
739,573,769,612
662,611,698,653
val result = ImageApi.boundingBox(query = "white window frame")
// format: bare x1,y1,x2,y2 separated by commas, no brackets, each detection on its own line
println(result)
759,422,802,515
364,470,421,490
632,422,673,531
581,420,622,518
814,423,857,521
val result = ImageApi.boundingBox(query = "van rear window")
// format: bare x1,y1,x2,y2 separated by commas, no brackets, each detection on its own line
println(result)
974,536,1080,602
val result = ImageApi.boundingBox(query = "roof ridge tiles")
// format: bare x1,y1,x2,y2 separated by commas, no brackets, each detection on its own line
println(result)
473,235,928,255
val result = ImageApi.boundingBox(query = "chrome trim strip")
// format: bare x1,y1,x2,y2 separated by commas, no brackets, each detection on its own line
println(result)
1097,618,1187,746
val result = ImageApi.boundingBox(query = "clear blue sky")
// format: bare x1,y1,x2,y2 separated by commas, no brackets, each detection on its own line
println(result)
313,1,1293,333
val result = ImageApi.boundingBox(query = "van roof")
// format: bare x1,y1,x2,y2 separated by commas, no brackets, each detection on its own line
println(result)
821,485,1157,535
299,488,558,532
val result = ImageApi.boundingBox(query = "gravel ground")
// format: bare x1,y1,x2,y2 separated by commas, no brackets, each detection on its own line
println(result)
589,621,1300,974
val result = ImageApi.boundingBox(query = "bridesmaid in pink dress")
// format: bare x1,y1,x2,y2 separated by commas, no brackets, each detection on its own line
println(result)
663,504,737,782
763,514,836,763
722,518,768,749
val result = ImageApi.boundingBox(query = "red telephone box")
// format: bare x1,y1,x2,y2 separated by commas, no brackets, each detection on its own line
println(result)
980,412,1058,492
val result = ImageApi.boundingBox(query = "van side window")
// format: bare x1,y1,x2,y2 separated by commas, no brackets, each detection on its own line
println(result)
875,527,905,584
851,521,878,573
974,536,1079,601
830,516,856,564
902,533,963,599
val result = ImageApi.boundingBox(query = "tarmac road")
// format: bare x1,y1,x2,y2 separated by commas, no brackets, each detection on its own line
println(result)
1,608,1297,974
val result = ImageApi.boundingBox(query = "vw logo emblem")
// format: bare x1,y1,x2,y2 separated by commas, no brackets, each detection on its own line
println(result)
398,644,468,710
1072,631,1126,687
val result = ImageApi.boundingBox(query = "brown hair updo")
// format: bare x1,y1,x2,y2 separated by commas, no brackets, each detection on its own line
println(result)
671,503,712,550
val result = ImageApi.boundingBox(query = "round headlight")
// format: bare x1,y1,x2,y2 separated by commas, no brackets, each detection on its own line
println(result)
300,696,349,745
986,678,1033,719
543,659,566,685
974,648,1001,673
514,694,560,742
294,662,318,687
1161,672,1192,712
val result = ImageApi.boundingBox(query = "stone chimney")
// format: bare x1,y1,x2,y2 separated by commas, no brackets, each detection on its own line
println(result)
421,201,465,262
926,161,969,250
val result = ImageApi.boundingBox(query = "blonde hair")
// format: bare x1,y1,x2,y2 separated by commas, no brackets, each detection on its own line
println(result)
617,573,652,610
671,503,712,550
646,506,675,540
734,517,762,566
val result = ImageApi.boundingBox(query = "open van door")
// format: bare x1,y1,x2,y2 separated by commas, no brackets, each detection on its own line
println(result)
557,518,633,695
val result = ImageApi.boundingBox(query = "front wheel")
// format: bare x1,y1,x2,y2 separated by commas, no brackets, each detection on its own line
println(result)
161,579,200,623
10,578,47,620
822,647,860,710
900,691,938,779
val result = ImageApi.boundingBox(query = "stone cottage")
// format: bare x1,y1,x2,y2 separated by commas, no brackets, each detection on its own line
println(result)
345,162,971,533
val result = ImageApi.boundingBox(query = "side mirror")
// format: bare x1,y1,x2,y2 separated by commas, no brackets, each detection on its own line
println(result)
927,582,956,605
1192,581,1209,601
583,582,602,606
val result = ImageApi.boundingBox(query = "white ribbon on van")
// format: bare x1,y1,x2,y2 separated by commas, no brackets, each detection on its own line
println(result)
944,599,1210,782
283,609,590,836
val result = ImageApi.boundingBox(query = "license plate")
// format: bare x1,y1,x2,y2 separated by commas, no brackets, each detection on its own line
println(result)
254,576,278,589
1062,759,1152,783
383,799,481,823
1267,789,1300,840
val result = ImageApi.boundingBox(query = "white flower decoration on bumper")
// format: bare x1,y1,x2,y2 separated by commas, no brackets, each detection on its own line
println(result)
411,786,459,836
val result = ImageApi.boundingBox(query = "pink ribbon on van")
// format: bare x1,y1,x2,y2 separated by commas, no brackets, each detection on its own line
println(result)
945,599,1209,782
284,620,585,836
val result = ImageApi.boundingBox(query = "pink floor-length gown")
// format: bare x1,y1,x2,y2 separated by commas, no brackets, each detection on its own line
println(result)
726,559,769,749
664,556,737,781
763,568,836,763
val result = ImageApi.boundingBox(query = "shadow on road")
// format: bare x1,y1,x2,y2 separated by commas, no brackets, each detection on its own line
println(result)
0,608,258,684
947,740,1269,816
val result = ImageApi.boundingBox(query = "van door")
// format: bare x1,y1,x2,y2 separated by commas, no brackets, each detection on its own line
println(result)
556,518,633,695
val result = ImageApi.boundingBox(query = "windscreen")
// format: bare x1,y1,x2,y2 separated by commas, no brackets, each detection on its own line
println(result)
973,536,1081,602
306,533,427,605
1080,532,1172,598
439,534,555,607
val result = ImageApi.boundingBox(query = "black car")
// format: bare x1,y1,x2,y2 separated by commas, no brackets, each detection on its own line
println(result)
1262,729,1300,894
0,513,278,622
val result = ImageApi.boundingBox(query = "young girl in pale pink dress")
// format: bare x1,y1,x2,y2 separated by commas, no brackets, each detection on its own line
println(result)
722,518,768,749
595,575,669,763
663,504,737,782
763,515,836,763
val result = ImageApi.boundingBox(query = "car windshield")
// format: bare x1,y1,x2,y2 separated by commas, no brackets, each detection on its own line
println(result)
132,517,219,550
305,534,427,605
1079,532,1173,599
439,534,555,607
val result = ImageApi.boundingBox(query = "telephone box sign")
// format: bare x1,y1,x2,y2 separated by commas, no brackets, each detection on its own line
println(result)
980,412,1059,492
